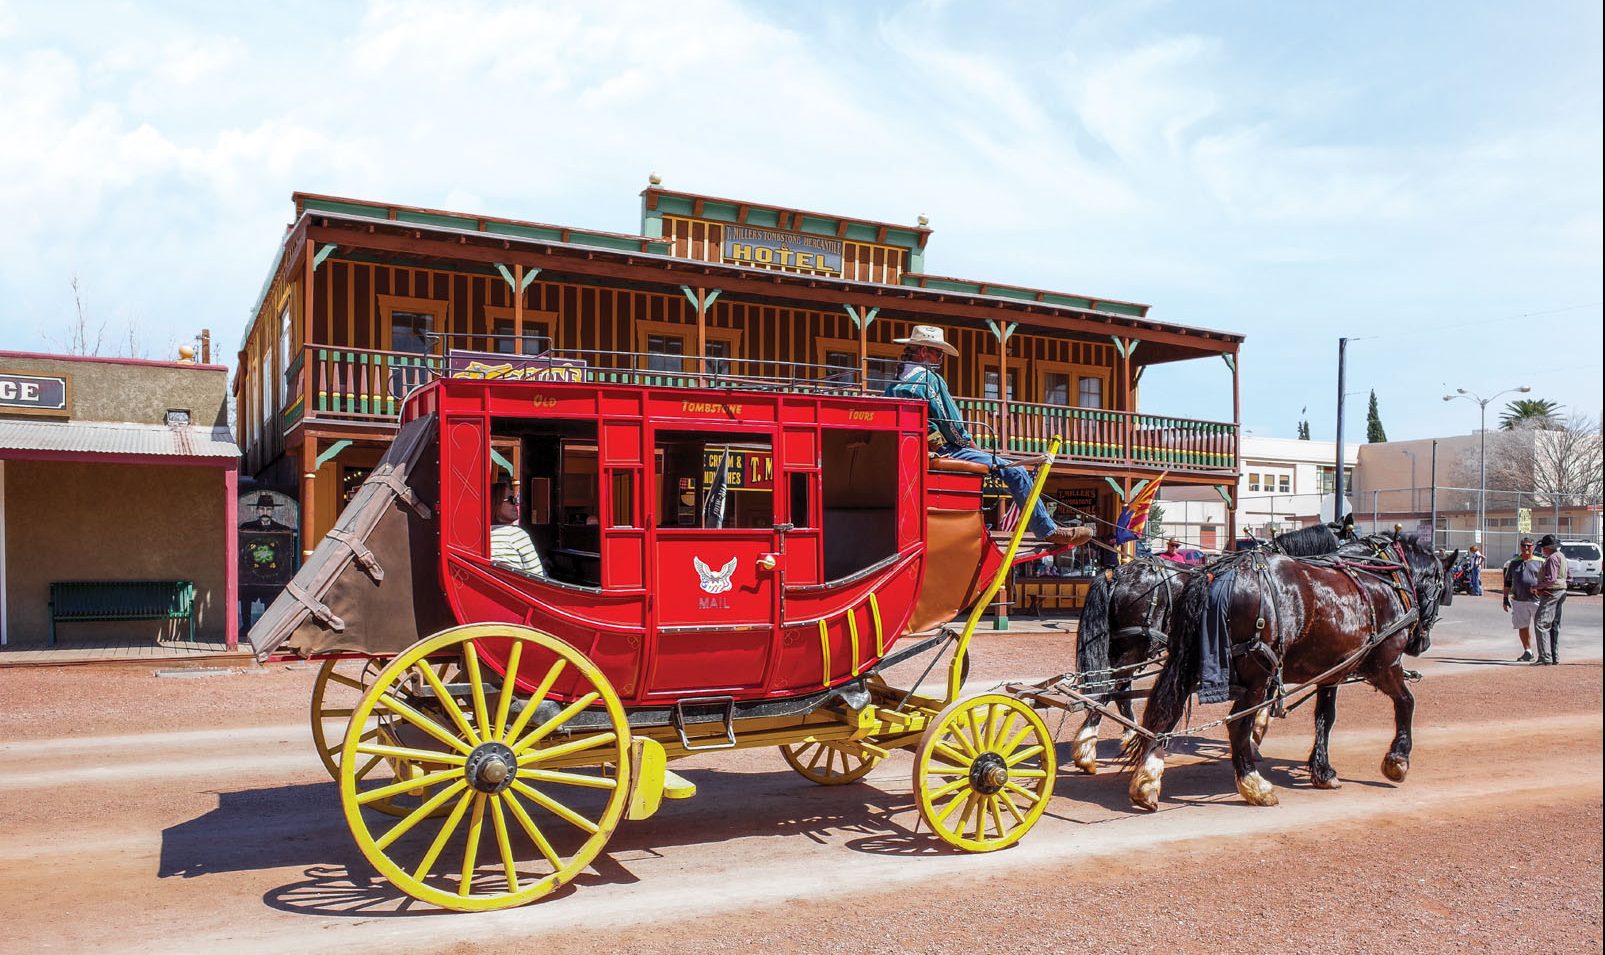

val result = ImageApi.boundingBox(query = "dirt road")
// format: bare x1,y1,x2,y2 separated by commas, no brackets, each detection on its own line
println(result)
1,596,1599,954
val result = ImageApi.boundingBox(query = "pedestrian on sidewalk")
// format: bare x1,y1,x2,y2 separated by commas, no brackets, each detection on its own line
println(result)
1466,543,1485,596
1532,534,1569,665
1501,537,1542,662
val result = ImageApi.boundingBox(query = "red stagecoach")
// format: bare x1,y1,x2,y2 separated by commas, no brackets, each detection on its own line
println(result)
250,352,1077,911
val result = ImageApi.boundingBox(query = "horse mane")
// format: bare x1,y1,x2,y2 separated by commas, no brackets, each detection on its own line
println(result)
1076,569,1115,677
1271,523,1341,557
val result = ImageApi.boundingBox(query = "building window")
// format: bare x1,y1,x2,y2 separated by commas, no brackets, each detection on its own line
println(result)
1278,475,1291,494
278,305,292,409
705,339,731,377
1043,372,1070,406
492,319,552,355
646,334,685,372
1247,472,1260,492
983,368,1019,402
1077,376,1103,409
814,337,901,390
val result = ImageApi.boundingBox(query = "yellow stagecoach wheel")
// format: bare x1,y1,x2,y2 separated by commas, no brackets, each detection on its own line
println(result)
339,624,631,912
913,693,1056,852
779,739,884,785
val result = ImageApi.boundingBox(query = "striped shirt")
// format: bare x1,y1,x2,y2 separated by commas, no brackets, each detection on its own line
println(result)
491,524,545,576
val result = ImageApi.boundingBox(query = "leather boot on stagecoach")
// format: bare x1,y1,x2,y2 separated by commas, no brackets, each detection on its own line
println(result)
1046,524,1095,548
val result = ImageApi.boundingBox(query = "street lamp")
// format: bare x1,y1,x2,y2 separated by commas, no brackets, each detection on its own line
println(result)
1443,385,1531,548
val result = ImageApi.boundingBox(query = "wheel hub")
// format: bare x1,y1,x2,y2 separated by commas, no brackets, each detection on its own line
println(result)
970,752,1008,795
464,741,518,794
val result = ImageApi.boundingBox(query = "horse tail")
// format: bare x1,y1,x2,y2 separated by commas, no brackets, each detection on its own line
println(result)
1076,568,1115,682
1124,573,1208,762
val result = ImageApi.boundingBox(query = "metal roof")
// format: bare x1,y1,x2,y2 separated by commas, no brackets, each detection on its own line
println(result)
0,419,239,459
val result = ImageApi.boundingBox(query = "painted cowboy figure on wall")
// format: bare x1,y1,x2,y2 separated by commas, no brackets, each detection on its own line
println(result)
239,490,298,626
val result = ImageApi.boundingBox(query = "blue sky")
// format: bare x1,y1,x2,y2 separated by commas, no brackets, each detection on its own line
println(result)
1,0,1599,440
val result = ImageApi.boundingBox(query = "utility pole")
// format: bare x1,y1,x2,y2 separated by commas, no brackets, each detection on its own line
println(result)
1429,440,1438,548
1333,337,1348,524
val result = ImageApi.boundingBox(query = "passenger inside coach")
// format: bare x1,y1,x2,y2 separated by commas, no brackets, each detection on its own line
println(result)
490,481,546,577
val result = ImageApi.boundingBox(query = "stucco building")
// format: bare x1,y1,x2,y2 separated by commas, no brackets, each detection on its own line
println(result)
0,352,240,647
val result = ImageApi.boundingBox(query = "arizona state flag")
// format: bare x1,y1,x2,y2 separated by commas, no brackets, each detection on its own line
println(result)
1114,472,1167,544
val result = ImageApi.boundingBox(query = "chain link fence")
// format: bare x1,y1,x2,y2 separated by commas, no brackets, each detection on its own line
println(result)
1349,484,1602,560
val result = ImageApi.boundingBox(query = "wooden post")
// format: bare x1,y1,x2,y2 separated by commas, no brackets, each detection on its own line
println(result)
695,288,708,376
1223,485,1238,553
858,309,869,393
300,239,314,421
513,264,524,355
200,328,211,364
301,434,318,559
997,334,1009,452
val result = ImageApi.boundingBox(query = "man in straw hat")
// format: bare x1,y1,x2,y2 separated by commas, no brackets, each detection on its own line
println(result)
886,325,1092,548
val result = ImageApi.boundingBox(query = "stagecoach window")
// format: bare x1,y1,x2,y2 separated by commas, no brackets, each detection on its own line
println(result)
488,419,602,587
653,430,774,529
610,471,637,528
821,429,898,580
789,472,812,528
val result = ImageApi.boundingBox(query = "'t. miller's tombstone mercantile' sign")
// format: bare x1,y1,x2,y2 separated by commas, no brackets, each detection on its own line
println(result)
0,370,72,417
722,226,844,275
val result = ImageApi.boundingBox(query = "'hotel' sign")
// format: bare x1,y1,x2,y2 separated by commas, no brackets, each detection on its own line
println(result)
722,226,843,276
0,370,72,417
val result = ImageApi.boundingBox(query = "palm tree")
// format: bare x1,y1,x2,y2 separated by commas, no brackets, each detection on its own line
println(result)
1499,398,1561,430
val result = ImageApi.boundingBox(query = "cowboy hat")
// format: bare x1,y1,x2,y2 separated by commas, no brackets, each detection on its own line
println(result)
893,324,959,357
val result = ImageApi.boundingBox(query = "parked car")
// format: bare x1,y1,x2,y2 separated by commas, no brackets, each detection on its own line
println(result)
1561,540,1602,595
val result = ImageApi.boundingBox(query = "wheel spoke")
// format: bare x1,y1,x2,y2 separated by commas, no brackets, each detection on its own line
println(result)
933,741,972,768
501,659,568,745
417,658,481,747
510,780,600,835
488,794,521,894
520,730,618,766
376,780,468,850
501,789,562,872
519,768,619,791
976,702,997,750
319,707,356,719
804,742,826,772
511,692,601,755
459,795,487,897
996,719,1033,760
326,670,367,691
462,640,493,742
352,752,386,781
928,776,972,801
950,714,979,757
988,795,1007,839
412,789,475,883
357,767,463,806
355,742,468,765
494,641,524,739
999,789,1027,824
1004,743,1046,767
1003,780,1043,805
1009,768,1048,779
376,692,476,755
934,788,971,827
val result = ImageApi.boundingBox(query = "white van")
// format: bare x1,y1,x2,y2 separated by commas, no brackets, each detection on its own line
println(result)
1561,540,1602,595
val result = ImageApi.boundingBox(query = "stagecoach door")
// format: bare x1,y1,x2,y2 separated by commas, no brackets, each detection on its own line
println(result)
645,430,782,696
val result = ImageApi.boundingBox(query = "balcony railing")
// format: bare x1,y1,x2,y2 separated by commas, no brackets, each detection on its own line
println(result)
958,398,1237,472
280,346,1237,474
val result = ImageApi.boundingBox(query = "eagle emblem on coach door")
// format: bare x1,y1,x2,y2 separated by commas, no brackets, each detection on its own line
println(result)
693,556,738,595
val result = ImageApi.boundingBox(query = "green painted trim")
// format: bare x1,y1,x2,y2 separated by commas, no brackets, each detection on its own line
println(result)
1214,485,1235,508
844,304,879,330
315,439,352,469
312,244,337,270
301,197,391,219
798,215,836,236
985,319,1019,344
704,289,721,309
496,222,566,242
1221,354,1236,373
700,200,741,223
521,267,541,291
495,263,517,288
744,207,779,228
656,195,695,216
680,285,698,310
396,210,471,230
1041,292,1094,309
1103,477,1125,500
844,222,878,243
986,286,1039,302
1129,479,1149,500
490,448,514,477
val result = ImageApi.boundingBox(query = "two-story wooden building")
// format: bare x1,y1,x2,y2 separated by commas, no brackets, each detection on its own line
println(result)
234,179,1244,599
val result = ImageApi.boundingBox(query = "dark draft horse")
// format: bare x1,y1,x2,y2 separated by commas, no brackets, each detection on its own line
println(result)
1070,522,1353,775
1127,533,1455,810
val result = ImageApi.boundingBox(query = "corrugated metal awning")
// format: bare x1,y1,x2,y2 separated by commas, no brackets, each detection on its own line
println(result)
0,419,239,459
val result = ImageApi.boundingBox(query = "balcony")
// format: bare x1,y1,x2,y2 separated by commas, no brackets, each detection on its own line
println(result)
958,398,1237,473
279,346,1236,475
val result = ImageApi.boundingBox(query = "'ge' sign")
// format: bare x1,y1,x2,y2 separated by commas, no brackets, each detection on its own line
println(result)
0,371,71,416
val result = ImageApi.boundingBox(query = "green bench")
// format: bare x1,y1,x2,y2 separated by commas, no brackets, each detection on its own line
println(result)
48,580,197,645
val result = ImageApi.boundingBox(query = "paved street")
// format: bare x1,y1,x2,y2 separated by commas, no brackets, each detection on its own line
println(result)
0,593,1598,954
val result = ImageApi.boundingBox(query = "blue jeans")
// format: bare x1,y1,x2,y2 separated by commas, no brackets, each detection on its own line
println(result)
938,444,1058,539
1469,564,1483,595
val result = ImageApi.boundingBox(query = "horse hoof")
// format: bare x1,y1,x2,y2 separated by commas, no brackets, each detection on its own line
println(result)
1129,753,1165,811
1382,755,1409,782
1120,728,1137,748
1072,725,1099,775
1310,772,1342,790
1236,771,1279,806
